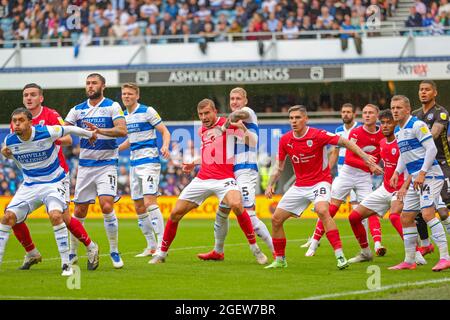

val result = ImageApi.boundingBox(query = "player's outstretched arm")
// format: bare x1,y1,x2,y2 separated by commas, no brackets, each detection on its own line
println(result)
328,146,339,170
220,109,251,132
83,118,128,138
61,125,97,145
430,122,445,140
413,137,437,190
182,156,201,173
1,144,12,159
118,139,130,152
337,136,383,174
265,159,285,199
231,120,257,148
155,122,171,159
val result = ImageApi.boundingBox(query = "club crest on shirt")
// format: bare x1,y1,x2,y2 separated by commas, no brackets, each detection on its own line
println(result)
420,126,429,134
307,140,313,147
392,148,396,155
427,113,434,121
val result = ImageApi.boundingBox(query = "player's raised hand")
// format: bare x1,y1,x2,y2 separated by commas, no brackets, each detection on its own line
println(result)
369,163,384,175
230,119,246,131
160,146,170,159
82,121,98,131
413,171,426,191
265,185,275,199
1,146,12,159
390,172,399,188
363,154,378,167
182,162,195,173
88,131,98,146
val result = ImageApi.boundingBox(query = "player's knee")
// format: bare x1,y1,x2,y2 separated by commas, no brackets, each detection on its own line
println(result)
2,211,17,226
229,200,243,213
134,202,146,214
143,196,157,208
438,208,449,220
100,202,114,214
48,211,63,225
271,213,284,228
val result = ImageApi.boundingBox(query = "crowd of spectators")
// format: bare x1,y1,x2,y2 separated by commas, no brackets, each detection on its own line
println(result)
0,0,417,48
404,0,450,34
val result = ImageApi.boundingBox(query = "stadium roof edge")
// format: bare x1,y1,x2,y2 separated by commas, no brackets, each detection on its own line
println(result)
1,56,449,73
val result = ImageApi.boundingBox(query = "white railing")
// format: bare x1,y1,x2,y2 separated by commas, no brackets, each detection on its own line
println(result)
1,25,449,49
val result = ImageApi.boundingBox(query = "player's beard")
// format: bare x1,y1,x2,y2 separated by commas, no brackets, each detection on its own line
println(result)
342,117,353,124
87,89,102,100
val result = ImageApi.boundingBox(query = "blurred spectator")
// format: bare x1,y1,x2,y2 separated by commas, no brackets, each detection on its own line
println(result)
282,18,299,39
405,6,423,28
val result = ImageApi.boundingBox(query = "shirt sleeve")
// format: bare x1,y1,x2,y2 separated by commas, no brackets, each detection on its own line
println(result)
434,109,449,126
64,107,77,125
48,109,65,126
415,120,433,143
319,130,340,146
47,126,65,141
147,107,163,127
111,102,125,121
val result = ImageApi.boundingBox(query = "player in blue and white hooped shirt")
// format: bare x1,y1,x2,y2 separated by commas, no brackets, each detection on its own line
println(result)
197,87,271,265
64,73,128,269
389,95,450,271
118,83,170,258
0,108,97,276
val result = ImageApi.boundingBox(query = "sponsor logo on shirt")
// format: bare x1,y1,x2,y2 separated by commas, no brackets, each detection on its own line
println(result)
440,112,447,120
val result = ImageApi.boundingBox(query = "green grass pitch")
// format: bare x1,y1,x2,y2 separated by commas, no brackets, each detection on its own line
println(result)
0,218,449,300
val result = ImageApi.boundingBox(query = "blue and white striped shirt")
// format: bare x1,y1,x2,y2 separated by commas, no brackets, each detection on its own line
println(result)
234,106,258,172
124,104,162,167
334,121,361,174
65,97,125,167
395,115,443,178
5,126,66,186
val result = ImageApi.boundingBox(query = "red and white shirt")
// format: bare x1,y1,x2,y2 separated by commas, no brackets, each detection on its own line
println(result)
380,138,404,193
197,117,243,180
344,125,384,173
278,127,340,187
10,106,69,173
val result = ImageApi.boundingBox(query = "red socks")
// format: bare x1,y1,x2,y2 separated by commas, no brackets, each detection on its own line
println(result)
313,203,340,241
368,215,382,243
325,229,342,250
349,210,369,249
236,210,256,245
68,217,92,247
12,223,35,253
272,238,286,257
389,213,403,239
161,219,179,252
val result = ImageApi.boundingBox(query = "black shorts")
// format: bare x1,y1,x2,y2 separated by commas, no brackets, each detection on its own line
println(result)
439,160,450,208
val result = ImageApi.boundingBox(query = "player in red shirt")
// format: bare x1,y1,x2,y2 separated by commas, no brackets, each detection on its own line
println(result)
264,106,380,269
306,104,386,257
346,109,428,264
1,83,99,270
149,98,266,264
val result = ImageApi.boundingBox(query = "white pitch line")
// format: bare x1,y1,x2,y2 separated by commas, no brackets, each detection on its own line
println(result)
301,277,450,300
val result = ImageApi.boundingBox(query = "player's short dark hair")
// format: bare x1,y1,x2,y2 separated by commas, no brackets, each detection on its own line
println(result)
341,103,356,112
197,98,216,110
11,107,32,120
87,73,106,84
378,109,394,121
288,105,307,115
420,80,437,90
23,83,43,95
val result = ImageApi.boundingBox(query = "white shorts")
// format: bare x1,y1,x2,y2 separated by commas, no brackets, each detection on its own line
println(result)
62,175,71,203
6,179,67,223
331,165,373,203
73,165,118,204
220,169,258,210
130,164,161,200
436,195,446,210
179,177,240,206
349,190,358,203
277,182,331,217
359,184,398,217
403,177,444,212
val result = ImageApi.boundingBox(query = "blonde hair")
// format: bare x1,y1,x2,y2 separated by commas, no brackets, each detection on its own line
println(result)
230,87,247,99
391,95,410,107
363,104,380,113
121,82,140,95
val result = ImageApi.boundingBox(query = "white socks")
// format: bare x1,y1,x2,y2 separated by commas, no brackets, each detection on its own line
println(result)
249,211,274,252
69,216,84,256
428,218,450,260
148,205,165,250
403,227,418,264
103,210,119,253
53,223,70,266
0,224,11,265
138,213,157,250
213,210,229,254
